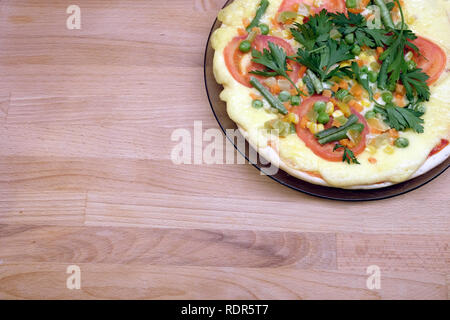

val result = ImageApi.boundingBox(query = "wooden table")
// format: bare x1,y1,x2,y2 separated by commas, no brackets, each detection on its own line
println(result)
0,0,448,300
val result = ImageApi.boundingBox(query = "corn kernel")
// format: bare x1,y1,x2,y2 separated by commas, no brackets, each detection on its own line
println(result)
270,29,283,37
406,16,416,25
359,52,369,61
284,113,299,124
332,110,344,118
405,51,413,61
281,30,291,39
317,123,325,132
365,145,377,155
361,100,371,108
383,145,395,154
326,102,334,115
295,15,305,24
307,122,322,134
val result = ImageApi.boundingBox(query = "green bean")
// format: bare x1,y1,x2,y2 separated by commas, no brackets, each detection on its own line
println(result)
374,0,395,30
250,77,288,115
315,114,358,139
302,75,315,95
336,89,350,101
377,56,391,89
318,123,364,145
306,69,323,94
246,0,269,32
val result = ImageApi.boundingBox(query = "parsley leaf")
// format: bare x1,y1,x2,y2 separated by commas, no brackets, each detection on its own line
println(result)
290,9,332,51
333,144,360,165
351,61,373,100
374,104,424,133
330,11,391,48
250,42,305,96
295,39,353,81
400,68,430,102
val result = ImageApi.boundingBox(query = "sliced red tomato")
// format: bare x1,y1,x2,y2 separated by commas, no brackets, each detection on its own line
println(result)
293,96,369,162
278,0,346,14
429,139,449,157
410,37,447,85
224,35,300,88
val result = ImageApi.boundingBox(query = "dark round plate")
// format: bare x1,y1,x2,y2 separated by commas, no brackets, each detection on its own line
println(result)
203,1,449,201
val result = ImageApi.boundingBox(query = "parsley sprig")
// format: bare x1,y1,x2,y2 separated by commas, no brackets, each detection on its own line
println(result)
351,61,373,100
330,11,391,48
374,104,424,133
333,144,360,165
400,68,430,102
295,39,354,81
250,42,306,96
291,10,353,81
290,10,332,51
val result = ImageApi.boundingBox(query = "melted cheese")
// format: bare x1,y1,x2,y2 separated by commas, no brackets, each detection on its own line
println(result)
212,0,450,187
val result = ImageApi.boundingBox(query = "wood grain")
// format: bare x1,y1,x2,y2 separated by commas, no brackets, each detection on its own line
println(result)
0,263,446,300
0,225,336,269
0,0,448,299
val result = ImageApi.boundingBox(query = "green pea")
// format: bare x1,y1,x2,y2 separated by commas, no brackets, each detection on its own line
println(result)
361,66,369,74
239,40,252,53
278,91,291,102
252,99,263,109
382,91,393,103
407,60,417,71
336,89,349,101
395,21,408,30
351,44,361,56
368,71,378,83
342,94,353,103
414,104,426,115
395,137,410,148
330,28,342,40
387,82,396,92
313,101,327,113
290,95,301,106
346,0,357,9
365,110,376,119
317,112,330,124
259,23,269,35
345,33,355,45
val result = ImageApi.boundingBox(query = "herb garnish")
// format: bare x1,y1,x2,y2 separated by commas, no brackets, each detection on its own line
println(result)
330,11,391,48
351,61,373,100
333,144,360,165
374,104,424,133
295,39,354,81
400,68,430,101
250,42,306,96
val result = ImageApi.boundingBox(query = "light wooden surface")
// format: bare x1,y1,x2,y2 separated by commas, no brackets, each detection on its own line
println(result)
0,0,448,300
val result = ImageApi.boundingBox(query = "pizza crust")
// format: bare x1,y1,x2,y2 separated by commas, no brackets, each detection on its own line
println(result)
239,125,449,189
212,0,450,189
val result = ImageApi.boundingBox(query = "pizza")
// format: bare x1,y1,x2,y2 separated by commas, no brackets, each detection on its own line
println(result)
211,0,449,189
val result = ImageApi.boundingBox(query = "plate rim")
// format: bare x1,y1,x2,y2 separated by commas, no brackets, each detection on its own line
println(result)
203,0,449,202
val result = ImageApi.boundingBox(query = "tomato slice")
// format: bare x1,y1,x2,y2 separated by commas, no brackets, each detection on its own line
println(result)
224,35,300,88
410,37,447,85
278,0,346,14
293,96,369,162
429,139,449,157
